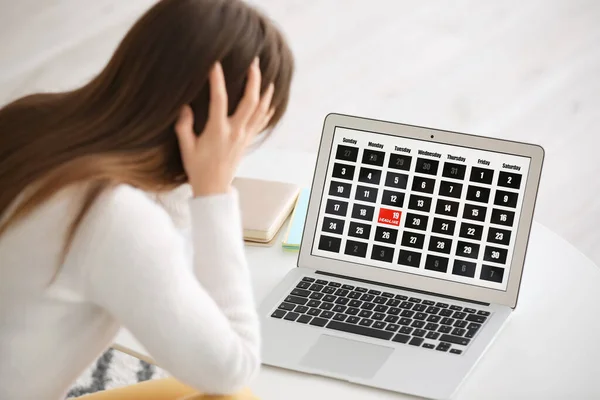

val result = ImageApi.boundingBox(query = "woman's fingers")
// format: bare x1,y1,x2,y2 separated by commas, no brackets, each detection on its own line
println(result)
207,62,228,127
175,105,196,156
231,57,261,129
247,83,275,134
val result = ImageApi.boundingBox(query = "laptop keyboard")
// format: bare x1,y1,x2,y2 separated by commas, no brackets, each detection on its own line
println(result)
270,277,491,355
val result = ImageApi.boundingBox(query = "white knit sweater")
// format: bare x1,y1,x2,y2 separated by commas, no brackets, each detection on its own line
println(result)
0,183,260,400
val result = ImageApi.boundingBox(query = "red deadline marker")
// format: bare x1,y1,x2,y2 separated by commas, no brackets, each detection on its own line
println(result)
378,208,401,226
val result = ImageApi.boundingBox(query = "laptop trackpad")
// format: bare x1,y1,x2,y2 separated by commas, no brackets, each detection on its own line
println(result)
300,334,393,379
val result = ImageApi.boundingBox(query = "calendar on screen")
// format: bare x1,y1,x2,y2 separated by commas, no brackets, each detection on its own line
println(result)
311,127,531,291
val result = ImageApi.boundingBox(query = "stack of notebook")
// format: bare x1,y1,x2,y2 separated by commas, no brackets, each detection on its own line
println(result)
282,188,310,251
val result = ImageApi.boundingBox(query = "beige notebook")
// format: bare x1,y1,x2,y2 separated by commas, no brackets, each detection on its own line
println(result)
232,177,300,243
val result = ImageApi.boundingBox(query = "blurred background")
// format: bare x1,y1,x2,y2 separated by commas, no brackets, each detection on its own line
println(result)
1,0,599,266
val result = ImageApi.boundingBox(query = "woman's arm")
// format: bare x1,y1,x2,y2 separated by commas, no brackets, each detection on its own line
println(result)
71,185,260,395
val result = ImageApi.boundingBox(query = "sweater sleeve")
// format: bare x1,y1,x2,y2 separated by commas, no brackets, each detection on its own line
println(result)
69,185,260,395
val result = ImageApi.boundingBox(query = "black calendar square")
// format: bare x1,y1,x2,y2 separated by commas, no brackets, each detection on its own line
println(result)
355,185,378,203
358,167,381,185
466,185,490,203
480,265,504,283
408,195,432,212
435,199,459,217
398,250,421,268
381,190,405,207
415,158,439,175
401,231,425,249
438,181,463,199
404,213,429,231
344,240,368,258
428,236,452,254
371,245,395,263
490,209,515,226
388,153,412,171
431,218,456,236
498,171,522,189
348,221,371,240
362,149,385,166
424,255,449,273
351,204,375,221
487,227,511,246
375,226,398,244
318,235,341,253
332,163,355,180
455,240,480,259
462,203,487,222
442,162,466,180
459,222,483,241
470,167,494,184
494,190,518,208
325,199,348,216
452,260,476,278
483,246,508,264
385,172,408,189
335,145,358,162
412,176,435,194
322,217,345,235
329,181,352,198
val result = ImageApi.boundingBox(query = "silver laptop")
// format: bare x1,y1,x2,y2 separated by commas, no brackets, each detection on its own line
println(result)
258,113,544,399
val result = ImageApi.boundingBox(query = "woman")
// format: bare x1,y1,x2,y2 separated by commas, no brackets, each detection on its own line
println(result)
0,0,293,399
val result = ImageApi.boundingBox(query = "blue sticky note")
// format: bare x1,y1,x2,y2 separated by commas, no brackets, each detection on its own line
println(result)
283,188,310,250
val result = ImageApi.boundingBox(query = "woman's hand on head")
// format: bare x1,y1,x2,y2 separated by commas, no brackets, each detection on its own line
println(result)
175,58,275,197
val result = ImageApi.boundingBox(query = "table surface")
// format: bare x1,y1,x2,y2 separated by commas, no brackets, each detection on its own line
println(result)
114,148,599,399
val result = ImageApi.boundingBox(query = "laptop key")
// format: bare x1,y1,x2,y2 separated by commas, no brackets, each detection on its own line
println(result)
323,295,336,303
400,301,414,309
308,308,321,316
454,320,468,328
316,279,328,285
372,313,385,321
413,304,427,312
427,315,441,323
450,305,463,311
349,300,362,308
450,349,463,355
335,297,350,305
359,310,373,318
342,284,355,290
439,309,454,317
465,329,477,338
347,316,360,324
373,321,387,330
375,296,388,304
425,323,439,331
412,320,425,328
426,306,440,314
355,287,368,293
368,289,382,295
423,343,435,349
345,307,360,315
453,312,467,319
436,302,449,308
319,302,334,310
286,295,308,305
466,314,487,323
468,322,482,330
386,324,400,332
359,318,374,327
395,294,408,300
309,284,324,292
436,342,451,352
385,315,399,323
309,292,324,300
328,282,342,288
374,305,388,313
310,317,328,327
399,318,412,326
348,291,362,299
399,326,413,334
409,297,422,303
272,310,286,319
321,311,334,319
392,334,411,344
278,302,296,311
295,306,309,314
464,308,476,313
388,307,401,316
400,310,415,319
409,337,424,346
382,292,395,298
302,277,315,283
361,302,376,311
413,329,426,338
386,299,401,307
326,320,395,340
361,294,375,302
477,310,491,316
439,325,453,334
335,289,349,297
322,287,336,294
297,281,311,289
422,300,435,306
297,315,312,324
441,318,455,326
415,313,427,320
332,305,346,313
440,334,471,346
284,312,300,321
426,331,440,340
307,300,321,308
452,328,467,336
334,313,347,322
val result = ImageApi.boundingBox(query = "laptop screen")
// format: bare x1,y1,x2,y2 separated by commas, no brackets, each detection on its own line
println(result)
310,126,531,292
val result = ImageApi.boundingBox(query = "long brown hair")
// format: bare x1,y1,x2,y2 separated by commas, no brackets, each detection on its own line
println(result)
0,0,294,256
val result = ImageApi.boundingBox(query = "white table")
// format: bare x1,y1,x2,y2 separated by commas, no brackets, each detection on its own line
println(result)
114,149,599,399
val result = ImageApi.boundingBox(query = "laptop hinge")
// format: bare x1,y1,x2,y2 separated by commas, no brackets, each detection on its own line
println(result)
316,271,490,306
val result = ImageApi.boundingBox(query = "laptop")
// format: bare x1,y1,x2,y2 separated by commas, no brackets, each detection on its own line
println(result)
258,113,544,399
